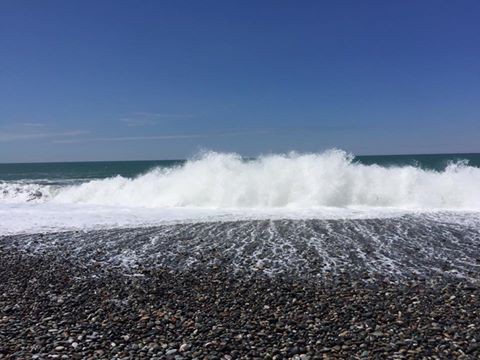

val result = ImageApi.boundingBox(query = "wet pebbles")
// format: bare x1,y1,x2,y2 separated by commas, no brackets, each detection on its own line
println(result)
1,242,479,359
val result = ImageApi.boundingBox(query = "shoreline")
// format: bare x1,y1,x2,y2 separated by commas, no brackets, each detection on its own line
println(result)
3,216,480,283
1,243,479,359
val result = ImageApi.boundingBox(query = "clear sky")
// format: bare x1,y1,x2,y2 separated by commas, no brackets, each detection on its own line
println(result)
1,0,479,162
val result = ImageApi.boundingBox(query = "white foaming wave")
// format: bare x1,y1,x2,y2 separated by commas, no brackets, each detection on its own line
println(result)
2,150,480,210
47,149,480,210
0,182,57,203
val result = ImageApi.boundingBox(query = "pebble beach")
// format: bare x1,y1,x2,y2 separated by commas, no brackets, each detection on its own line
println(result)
1,224,479,359
3,1,480,358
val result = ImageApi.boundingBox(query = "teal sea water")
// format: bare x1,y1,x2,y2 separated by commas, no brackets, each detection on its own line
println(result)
1,153,479,183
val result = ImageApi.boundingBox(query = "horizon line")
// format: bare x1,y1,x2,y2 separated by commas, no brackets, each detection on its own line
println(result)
1,150,479,165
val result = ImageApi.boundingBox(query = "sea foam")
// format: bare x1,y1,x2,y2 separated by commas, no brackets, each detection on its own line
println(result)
25,149,480,210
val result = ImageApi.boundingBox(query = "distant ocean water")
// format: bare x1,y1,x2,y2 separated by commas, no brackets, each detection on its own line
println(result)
1,150,480,235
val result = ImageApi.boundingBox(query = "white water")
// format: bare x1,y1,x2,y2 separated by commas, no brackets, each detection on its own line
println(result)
1,150,480,234
5,149,480,209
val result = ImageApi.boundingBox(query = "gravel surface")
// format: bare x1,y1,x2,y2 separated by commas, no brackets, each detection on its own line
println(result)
1,242,479,359
3,216,480,281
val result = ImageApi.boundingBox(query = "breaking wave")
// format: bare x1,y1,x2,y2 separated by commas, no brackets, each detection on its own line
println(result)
0,182,56,203
2,150,480,210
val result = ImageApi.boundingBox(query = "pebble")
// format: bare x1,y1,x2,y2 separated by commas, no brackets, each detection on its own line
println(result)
179,343,190,352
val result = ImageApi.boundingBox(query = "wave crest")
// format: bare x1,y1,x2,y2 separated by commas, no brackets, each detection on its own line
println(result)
45,150,480,210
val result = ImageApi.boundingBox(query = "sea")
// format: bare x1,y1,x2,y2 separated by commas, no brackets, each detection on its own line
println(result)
1,150,480,279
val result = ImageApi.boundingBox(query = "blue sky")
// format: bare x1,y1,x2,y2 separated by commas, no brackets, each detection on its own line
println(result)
1,0,479,162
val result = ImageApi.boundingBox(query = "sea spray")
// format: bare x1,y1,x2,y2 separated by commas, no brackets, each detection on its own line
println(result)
33,149,480,209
